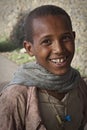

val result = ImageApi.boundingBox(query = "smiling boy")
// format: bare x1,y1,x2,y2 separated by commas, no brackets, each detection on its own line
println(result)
0,5,87,130
24,15,75,75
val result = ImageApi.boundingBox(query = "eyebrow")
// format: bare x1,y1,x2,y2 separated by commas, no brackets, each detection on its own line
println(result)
40,35,53,40
40,31,72,41
62,32,72,35
39,35,52,43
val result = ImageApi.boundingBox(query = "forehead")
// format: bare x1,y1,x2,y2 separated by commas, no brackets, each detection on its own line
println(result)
32,15,71,35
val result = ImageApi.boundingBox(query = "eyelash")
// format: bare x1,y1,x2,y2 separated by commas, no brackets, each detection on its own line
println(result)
62,35,73,42
41,35,73,45
42,39,52,45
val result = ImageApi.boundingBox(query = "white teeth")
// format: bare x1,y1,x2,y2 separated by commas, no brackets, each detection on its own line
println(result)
51,57,66,63
60,59,63,63
57,59,60,63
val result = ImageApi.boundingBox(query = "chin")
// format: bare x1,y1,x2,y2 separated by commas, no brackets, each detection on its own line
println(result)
52,67,70,75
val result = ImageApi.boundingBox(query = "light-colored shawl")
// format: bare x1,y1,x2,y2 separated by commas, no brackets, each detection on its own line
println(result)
8,62,81,93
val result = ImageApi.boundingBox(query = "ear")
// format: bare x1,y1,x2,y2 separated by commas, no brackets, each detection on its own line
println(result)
23,41,34,56
72,31,76,39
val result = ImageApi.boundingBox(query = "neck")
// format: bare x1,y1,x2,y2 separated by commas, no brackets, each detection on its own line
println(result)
47,90,66,100
38,88,66,100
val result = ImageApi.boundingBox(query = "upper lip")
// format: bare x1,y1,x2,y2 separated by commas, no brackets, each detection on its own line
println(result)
49,55,68,60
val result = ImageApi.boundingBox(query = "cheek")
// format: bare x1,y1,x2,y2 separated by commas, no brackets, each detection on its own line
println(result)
66,42,75,54
34,47,49,59
38,46,50,55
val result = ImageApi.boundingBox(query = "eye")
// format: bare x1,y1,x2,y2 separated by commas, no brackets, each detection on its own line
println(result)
41,39,52,46
62,35,73,42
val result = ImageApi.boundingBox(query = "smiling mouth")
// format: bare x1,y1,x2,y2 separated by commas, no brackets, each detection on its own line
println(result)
50,56,67,64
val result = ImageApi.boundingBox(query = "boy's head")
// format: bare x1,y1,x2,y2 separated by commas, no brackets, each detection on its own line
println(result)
24,5,75,75
24,5,72,43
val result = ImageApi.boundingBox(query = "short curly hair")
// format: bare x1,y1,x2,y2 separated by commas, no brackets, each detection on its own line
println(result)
24,5,72,43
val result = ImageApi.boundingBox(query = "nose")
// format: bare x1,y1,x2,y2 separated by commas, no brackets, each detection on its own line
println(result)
52,40,64,54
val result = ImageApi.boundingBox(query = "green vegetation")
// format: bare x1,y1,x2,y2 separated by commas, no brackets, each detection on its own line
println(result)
0,36,35,65
8,50,35,65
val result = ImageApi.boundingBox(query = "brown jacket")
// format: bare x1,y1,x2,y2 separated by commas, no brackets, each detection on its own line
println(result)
0,78,87,130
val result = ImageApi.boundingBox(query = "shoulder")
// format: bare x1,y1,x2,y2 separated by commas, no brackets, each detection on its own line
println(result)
1,85,29,98
77,77,87,112
78,77,87,96
78,77,87,125
0,85,37,107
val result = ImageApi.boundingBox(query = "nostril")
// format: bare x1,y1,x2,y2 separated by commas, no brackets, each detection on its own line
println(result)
52,44,64,54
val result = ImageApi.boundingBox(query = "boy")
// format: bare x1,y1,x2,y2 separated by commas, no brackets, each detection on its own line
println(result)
0,5,87,130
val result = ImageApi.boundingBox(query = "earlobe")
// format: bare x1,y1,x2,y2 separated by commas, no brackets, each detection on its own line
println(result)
23,41,34,56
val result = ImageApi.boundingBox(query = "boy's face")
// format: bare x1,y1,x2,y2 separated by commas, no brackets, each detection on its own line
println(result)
24,15,75,75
